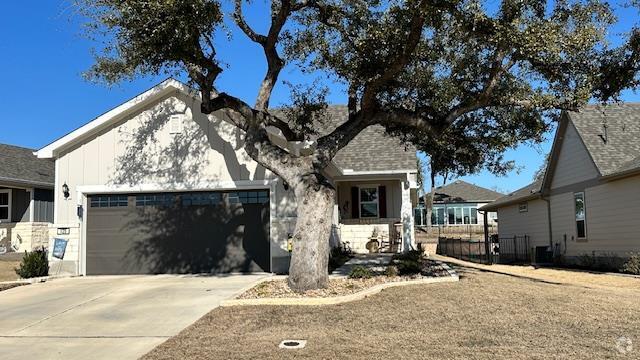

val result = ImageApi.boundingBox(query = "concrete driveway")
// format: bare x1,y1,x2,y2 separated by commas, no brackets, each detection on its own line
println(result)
0,274,266,360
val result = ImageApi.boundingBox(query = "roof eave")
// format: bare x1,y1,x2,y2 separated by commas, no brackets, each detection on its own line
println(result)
478,193,542,212
600,167,640,182
0,176,54,189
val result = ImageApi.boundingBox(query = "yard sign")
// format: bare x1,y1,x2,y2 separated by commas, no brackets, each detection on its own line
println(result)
52,238,68,260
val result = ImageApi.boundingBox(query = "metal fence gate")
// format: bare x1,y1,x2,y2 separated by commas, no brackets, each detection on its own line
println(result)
437,235,531,265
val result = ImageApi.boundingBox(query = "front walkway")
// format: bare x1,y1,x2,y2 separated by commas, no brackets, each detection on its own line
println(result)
432,254,639,292
0,274,266,360
331,253,394,276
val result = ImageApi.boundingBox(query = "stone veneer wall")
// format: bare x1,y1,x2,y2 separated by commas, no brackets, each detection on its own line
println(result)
0,222,51,253
336,218,401,253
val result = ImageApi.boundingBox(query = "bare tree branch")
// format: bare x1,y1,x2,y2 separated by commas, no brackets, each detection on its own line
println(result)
234,0,293,111
233,1,267,44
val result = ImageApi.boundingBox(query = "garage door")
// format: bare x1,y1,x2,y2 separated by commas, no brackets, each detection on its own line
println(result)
86,190,270,275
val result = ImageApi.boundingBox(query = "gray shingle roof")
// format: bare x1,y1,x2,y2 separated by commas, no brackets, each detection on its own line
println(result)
0,144,54,187
479,179,542,211
432,180,504,203
273,105,417,172
568,103,640,176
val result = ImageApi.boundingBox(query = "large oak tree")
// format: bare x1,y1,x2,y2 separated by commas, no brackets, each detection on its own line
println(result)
79,0,639,291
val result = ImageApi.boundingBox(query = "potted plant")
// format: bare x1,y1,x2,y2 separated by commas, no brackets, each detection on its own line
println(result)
366,227,380,253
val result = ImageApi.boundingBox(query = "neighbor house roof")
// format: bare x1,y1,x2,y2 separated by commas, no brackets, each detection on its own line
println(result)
479,179,542,211
0,143,54,188
568,103,640,177
430,180,504,203
37,78,416,174
482,102,640,212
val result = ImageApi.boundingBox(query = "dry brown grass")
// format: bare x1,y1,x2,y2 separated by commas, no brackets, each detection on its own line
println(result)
0,258,20,282
143,262,640,360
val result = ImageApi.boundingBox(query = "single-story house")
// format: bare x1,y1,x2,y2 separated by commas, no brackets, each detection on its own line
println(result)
481,103,640,264
0,143,54,253
415,180,501,231
36,79,418,275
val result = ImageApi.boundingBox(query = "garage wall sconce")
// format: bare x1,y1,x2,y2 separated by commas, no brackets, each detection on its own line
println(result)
62,183,70,200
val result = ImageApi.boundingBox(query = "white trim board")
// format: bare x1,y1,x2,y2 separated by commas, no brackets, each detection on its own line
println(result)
0,189,11,222
76,179,278,197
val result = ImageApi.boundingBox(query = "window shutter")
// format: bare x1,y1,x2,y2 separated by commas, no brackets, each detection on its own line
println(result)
379,185,387,218
351,187,359,219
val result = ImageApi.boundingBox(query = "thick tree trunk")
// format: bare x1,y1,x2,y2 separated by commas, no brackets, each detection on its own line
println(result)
425,167,436,231
287,176,335,292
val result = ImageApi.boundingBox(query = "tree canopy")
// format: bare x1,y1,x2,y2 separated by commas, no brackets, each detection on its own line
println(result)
77,0,640,291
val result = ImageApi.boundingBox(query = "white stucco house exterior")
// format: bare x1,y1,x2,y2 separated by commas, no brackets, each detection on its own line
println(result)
481,103,640,264
36,79,418,275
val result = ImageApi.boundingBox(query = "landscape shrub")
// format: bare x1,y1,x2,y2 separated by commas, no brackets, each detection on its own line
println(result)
348,265,373,279
621,253,640,275
392,250,424,275
396,259,422,275
15,247,49,278
595,252,622,272
576,253,597,269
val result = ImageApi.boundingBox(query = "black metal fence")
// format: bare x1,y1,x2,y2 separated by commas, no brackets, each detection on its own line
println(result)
437,235,531,265
496,235,531,264
436,237,496,264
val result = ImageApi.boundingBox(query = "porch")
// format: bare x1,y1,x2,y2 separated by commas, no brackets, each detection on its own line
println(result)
331,178,417,254
0,185,54,253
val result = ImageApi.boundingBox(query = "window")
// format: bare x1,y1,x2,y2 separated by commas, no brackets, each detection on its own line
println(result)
136,194,177,207
455,207,463,224
359,187,379,218
181,192,221,206
90,195,128,208
470,207,478,224
433,204,479,226
519,202,528,213
169,114,183,134
0,190,10,222
574,192,586,239
430,207,446,225
227,190,269,205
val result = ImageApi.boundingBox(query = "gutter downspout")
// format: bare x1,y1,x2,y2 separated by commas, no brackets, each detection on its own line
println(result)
542,195,553,249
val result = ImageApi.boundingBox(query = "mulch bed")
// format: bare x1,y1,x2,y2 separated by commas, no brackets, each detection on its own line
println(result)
238,259,451,299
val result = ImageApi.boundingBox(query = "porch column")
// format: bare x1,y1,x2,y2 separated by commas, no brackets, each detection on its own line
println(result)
401,179,415,252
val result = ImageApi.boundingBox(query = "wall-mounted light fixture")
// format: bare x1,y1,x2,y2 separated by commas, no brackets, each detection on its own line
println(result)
62,183,70,199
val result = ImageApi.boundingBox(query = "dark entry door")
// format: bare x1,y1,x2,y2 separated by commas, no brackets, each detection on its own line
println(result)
85,190,270,275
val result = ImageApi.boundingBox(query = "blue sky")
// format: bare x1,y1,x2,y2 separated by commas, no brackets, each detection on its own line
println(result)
1,1,638,194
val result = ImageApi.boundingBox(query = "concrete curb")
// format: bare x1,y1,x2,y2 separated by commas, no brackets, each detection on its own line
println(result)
221,263,459,307
0,274,76,286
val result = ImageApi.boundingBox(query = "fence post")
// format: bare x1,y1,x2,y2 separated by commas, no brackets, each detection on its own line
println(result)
513,235,518,263
483,212,491,265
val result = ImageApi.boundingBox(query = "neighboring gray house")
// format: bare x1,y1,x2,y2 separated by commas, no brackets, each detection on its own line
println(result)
36,79,418,275
481,103,640,263
0,144,54,253
415,180,502,229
